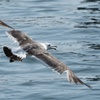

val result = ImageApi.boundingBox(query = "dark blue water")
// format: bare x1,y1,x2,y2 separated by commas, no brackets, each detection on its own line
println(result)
0,0,100,100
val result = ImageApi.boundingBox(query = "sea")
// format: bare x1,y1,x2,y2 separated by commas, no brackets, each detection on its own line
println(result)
0,0,100,100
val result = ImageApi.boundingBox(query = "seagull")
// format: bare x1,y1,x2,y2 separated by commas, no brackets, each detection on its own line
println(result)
0,20,92,89
3,42,57,62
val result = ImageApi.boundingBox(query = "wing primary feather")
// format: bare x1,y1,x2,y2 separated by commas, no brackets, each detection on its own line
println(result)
0,20,14,29
65,70,93,89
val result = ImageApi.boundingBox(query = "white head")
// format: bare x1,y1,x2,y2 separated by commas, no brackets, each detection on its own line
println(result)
40,42,57,50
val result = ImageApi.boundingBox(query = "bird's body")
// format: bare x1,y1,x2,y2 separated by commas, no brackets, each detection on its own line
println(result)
0,20,92,89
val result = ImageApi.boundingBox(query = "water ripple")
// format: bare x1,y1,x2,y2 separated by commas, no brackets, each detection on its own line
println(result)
0,0,100,100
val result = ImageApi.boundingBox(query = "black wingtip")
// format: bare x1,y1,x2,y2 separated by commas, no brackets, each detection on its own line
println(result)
0,20,14,29
84,82,93,90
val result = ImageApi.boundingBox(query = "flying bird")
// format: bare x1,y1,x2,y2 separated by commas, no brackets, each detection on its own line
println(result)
0,20,92,89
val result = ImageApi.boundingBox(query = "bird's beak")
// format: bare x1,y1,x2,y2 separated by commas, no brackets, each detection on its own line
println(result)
49,45,57,50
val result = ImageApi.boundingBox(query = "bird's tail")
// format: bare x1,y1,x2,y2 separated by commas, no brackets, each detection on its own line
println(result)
3,46,23,62
65,69,92,89
0,20,14,29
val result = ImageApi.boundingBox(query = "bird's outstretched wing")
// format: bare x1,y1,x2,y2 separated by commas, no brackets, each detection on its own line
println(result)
33,51,92,89
7,30,46,52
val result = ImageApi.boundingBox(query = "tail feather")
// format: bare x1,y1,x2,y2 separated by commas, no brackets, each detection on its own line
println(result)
3,46,23,62
65,69,92,89
3,46,13,57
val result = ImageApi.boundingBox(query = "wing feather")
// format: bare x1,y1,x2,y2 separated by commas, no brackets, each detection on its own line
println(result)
36,52,67,74
35,52,92,89
7,30,34,46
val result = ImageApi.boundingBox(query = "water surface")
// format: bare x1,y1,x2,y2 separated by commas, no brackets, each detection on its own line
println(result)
0,0,100,100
